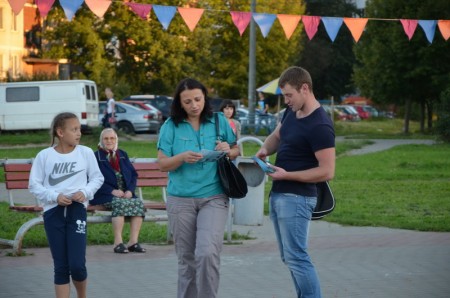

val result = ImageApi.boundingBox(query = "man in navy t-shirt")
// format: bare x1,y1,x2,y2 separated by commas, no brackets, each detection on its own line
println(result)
256,66,335,298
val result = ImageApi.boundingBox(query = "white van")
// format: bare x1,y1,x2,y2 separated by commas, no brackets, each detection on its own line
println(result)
0,80,99,132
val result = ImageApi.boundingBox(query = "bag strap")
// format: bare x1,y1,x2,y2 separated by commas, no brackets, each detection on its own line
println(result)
214,113,221,141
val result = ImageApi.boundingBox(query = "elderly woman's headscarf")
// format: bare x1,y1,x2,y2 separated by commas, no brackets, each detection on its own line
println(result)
98,128,120,172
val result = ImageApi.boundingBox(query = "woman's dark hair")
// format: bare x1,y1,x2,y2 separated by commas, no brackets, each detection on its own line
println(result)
170,78,213,125
219,99,236,118
50,112,78,146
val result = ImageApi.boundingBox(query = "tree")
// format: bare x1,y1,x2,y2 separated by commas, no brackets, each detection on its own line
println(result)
353,0,450,133
297,0,359,101
39,0,306,101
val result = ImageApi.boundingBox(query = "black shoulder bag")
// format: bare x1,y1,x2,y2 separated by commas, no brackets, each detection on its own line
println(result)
312,181,336,220
214,113,248,199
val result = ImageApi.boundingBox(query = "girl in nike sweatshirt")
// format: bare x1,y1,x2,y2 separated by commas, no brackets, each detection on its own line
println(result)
29,112,104,298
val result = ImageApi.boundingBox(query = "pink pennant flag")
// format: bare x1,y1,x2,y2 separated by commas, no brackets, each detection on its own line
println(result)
302,16,321,40
400,19,418,40
8,0,27,15
343,18,368,42
277,14,301,39
35,0,56,19
438,20,450,41
230,11,252,36
85,0,112,18
125,2,152,20
178,7,204,32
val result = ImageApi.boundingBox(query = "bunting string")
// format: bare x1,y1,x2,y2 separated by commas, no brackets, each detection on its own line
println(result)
9,0,450,43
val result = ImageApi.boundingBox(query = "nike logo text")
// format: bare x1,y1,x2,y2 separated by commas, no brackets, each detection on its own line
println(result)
48,162,84,186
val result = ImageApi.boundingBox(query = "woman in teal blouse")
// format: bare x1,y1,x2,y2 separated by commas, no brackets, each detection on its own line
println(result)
157,78,240,298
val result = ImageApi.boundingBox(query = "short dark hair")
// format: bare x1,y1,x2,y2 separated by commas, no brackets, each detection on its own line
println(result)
279,66,313,92
170,78,213,125
219,99,236,118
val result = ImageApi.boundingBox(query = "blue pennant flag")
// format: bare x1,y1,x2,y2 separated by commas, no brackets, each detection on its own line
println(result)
153,5,177,30
322,17,343,42
253,13,277,38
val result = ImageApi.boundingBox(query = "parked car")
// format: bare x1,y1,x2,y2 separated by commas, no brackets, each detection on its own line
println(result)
122,100,163,124
122,95,173,121
98,101,160,134
350,105,370,120
362,105,379,117
236,107,277,134
335,105,361,121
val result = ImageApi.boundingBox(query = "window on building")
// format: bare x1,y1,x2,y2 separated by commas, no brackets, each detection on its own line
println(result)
0,7,4,29
11,10,17,31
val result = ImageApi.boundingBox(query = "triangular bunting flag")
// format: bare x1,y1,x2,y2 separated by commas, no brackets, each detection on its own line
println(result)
277,14,301,40
438,20,450,41
230,11,252,36
35,0,56,19
253,13,277,38
60,0,84,21
418,20,437,44
322,17,343,42
125,2,152,20
8,0,27,15
302,15,321,40
85,0,111,18
400,19,418,40
343,18,368,42
178,7,204,32
153,5,177,30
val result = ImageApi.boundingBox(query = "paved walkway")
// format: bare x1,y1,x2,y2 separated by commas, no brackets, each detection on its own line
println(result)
1,139,449,297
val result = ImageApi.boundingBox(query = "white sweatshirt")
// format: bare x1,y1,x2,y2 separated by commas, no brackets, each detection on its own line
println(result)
29,145,104,212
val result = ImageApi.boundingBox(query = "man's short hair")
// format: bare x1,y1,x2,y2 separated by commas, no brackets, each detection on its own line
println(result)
279,66,313,91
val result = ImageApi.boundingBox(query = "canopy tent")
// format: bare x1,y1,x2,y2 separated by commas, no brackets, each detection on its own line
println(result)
256,78,282,116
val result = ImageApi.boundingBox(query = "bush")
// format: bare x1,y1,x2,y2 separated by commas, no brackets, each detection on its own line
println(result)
435,87,450,143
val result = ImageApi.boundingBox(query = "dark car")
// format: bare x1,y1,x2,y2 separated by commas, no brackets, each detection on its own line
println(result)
123,95,173,121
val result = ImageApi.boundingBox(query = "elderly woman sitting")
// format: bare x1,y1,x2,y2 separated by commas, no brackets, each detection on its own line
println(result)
90,128,146,253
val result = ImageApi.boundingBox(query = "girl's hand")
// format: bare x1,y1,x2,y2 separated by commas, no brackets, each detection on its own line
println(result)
71,191,86,203
183,151,203,163
57,194,72,206
124,191,133,199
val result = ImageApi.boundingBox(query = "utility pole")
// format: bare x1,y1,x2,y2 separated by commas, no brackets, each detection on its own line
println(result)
247,0,256,131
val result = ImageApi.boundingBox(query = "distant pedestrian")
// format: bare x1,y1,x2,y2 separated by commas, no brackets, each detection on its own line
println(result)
256,66,335,298
102,87,116,129
29,112,104,298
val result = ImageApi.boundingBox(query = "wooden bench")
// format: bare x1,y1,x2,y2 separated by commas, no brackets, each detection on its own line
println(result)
0,158,169,255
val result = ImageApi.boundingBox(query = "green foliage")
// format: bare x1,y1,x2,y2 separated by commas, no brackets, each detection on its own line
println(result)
297,0,359,100
38,1,306,100
435,87,450,142
353,0,450,130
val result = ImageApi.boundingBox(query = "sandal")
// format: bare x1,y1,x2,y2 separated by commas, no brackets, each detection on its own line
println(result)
114,243,129,254
128,243,146,253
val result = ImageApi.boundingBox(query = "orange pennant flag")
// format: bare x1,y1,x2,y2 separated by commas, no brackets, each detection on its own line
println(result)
438,20,450,41
85,0,112,18
343,18,368,42
178,7,204,32
8,0,27,15
277,14,301,39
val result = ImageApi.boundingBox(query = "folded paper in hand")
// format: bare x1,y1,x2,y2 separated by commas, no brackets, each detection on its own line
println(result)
199,149,226,162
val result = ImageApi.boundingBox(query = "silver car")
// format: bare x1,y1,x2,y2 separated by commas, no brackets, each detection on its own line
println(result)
98,102,160,134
